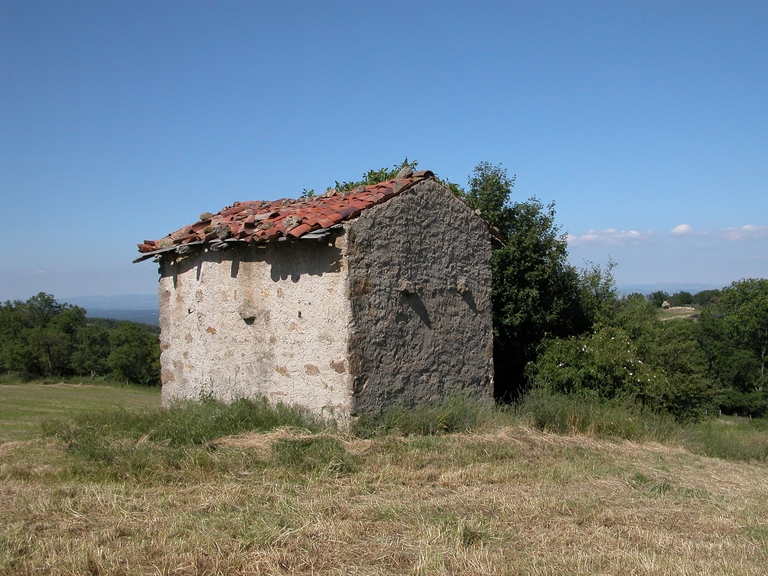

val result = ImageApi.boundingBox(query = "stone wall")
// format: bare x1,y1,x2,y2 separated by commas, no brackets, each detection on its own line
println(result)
344,180,494,413
158,232,353,418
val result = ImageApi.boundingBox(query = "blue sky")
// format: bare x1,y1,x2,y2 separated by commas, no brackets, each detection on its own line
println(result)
2,1,766,301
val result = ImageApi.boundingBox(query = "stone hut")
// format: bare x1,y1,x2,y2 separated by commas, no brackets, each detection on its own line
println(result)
135,170,496,419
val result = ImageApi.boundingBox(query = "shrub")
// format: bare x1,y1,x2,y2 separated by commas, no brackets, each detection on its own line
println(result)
529,327,664,401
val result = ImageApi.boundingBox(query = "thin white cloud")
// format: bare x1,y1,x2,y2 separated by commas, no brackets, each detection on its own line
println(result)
669,223,768,241
567,229,655,246
715,225,768,241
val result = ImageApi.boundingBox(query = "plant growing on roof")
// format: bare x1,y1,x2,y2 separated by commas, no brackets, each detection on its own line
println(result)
332,158,418,193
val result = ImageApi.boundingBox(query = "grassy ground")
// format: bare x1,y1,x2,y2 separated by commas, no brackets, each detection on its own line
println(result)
658,307,698,321
0,381,160,442
2,385,768,574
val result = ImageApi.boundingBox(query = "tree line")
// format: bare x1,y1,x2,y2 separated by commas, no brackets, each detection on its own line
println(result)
6,160,767,419
450,161,768,420
0,293,160,386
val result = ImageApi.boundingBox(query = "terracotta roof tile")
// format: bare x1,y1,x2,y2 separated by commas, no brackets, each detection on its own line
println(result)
137,171,437,258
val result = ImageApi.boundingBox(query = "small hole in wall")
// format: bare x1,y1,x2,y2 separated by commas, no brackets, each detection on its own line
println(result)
298,311,302,318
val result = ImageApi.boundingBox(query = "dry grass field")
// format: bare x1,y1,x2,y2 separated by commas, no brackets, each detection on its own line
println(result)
2,385,768,575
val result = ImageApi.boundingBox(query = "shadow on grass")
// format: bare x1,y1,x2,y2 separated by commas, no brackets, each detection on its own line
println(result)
351,394,501,438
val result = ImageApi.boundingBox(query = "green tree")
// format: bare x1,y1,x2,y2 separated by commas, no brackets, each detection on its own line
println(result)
71,323,111,378
577,260,618,328
457,162,593,399
30,306,87,376
693,289,721,306
0,300,34,375
107,322,161,386
647,319,713,420
668,291,694,307
614,294,714,419
696,310,764,415
0,293,161,384
0,294,86,377
463,161,516,238
532,294,716,420
613,294,661,359
530,326,663,401
717,279,768,390
24,292,66,327
647,291,669,308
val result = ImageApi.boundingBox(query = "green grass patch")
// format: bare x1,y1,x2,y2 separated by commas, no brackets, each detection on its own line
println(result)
40,397,330,480
272,435,357,474
0,381,160,442
43,396,326,447
516,389,768,462
682,416,768,462
0,372,142,386
516,389,680,442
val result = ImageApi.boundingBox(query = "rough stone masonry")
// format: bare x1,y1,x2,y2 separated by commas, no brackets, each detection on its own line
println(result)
144,175,495,421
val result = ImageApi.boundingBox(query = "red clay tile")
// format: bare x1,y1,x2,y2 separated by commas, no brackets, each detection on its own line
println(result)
220,205,245,217
287,223,313,238
337,206,360,219
263,227,281,240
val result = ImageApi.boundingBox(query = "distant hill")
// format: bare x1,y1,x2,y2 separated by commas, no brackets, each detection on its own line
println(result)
63,294,159,326
617,282,723,296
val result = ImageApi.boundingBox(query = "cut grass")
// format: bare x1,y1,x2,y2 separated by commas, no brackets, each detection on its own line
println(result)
3,385,768,573
3,424,768,574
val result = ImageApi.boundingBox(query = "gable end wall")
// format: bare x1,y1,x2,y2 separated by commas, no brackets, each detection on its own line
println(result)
345,180,494,413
